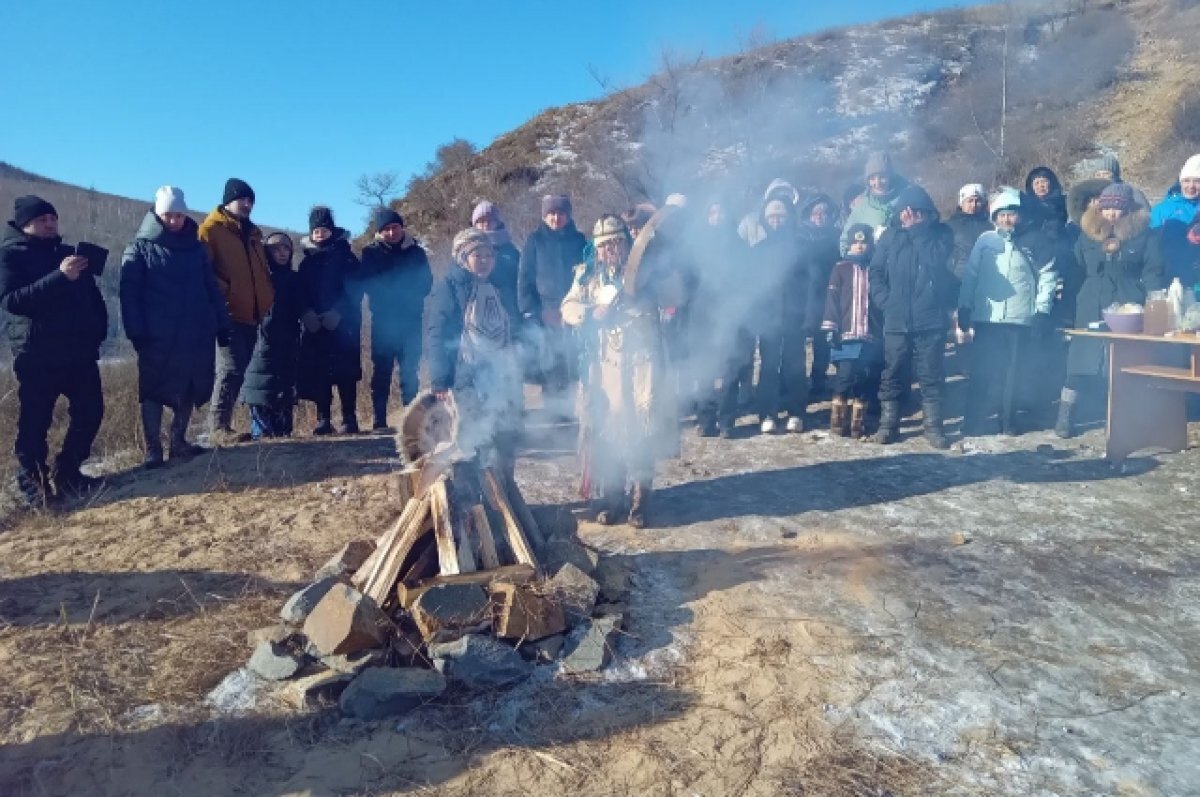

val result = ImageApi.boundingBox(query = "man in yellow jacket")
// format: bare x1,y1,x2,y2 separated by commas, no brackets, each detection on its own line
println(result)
199,178,274,435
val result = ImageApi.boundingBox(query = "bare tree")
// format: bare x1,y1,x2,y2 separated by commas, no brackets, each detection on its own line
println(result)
355,171,402,208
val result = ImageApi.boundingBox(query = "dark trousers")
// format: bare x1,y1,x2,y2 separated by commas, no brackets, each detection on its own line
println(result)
210,321,258,428
371,338,420,411
315,381,358,425
698,331,754,429
833,352,882,401
880,330,945,403
15,359,103,478
810,334,831,388
757,327,809,420
965,323,1030,428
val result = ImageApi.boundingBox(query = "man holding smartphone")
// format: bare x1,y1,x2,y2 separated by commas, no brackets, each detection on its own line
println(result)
0,195,108,506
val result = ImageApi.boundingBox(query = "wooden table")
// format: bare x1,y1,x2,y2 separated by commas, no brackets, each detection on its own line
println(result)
1067,329,1200,462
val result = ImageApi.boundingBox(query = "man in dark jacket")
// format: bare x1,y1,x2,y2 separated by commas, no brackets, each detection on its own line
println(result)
869,185,956,448
518,194,586,416
1022,166,1069,240
360,207,432,430
0,196,108,505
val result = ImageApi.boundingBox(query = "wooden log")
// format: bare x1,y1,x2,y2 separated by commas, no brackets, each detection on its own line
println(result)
482,469,538,567
400,533,439,584
395,469,419,505
361,494,432,605
430,479,463,576
469,504,501,569
504,474,547,550
352,501,412,591
396,563,536,610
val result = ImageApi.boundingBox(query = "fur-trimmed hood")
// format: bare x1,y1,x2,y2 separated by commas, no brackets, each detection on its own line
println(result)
1068,179,1112,224
1080,205,1150,244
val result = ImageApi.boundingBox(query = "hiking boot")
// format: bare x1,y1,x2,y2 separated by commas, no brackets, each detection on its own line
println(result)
697,416,718,437
54,470,104,501
849,400,867,439
785,415,805,433
341,419,361,435
143,448,165,470
760,418,777,434
830,397,849,437
170,440,206,461
15,467,53,509
922,400,950,450
873,400,900,445
628,481,651,529
594,491,624,526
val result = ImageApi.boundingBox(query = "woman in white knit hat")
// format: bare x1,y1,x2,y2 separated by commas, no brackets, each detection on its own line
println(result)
120,186,231,468
1151,154,1200,284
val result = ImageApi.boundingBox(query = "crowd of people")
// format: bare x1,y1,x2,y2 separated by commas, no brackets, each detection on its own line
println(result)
2,150,1198,524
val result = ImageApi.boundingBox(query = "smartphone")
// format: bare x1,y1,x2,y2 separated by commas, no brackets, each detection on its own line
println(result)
75,241,109,276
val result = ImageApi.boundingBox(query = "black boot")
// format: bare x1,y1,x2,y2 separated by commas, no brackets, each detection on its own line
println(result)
15,463,53,509
53,465,103,501
372,394,391,432
594,488,625,526
922,400,950,450
628,480,652,529
169,405,205,461
141,401,165,469
873,400,900,444
338,383,360,434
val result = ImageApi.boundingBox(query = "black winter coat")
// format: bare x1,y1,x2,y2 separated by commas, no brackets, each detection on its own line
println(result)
751,222,810,336
120,213,230,408
945,209,991,280
492,239,522,324
295,231,363,399
869,219,956,335
1022,167,1069,240
517,221,586,317
424,264,521,392
1066,207,1165,377
796,219,841,335
240,260,302,407
359,234,432,352
0,222,108,372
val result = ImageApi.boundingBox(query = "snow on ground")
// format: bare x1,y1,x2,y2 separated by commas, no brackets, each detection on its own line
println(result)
521,413,1200,796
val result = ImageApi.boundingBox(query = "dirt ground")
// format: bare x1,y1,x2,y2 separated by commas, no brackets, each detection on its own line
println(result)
0,388,1197,797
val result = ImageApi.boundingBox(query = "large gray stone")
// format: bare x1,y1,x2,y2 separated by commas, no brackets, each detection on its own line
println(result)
338,667,446,720
541,536,599,576
428,634,531,689
411,583,491,641
280,577,340,624
560,615,622,674
548,563,600,627
282,670,354,709
320,649,384,676
593,557,632,603
247,641,305,681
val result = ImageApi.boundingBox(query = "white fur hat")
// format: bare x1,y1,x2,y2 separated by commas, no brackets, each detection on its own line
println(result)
154,185,187,215
989,187,1021,219
959,183,985,203
1180,154,1200,182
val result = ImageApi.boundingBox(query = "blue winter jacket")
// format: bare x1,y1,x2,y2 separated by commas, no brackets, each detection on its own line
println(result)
959,227,1057,326
1151,185,1200,283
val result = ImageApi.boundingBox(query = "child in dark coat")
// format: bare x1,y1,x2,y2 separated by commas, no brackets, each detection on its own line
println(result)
821,224,881,438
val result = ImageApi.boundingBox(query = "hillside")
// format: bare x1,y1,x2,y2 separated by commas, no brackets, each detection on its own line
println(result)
396,0,1200,260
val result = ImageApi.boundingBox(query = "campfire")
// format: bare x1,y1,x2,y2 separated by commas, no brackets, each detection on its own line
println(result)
230,393,628,719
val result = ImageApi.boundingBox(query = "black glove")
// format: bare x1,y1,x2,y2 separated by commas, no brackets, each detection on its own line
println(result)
824,329,841,349
216,328,232,347
957,307,972,333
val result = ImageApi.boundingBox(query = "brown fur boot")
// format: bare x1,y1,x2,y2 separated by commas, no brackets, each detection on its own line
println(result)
850,399,867,439
830,397,849,437
628,481,652,529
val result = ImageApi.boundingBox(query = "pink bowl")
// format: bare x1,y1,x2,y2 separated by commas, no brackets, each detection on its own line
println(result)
1103,311,1144,334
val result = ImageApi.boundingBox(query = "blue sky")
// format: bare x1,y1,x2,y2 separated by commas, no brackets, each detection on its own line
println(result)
0,1,963,231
